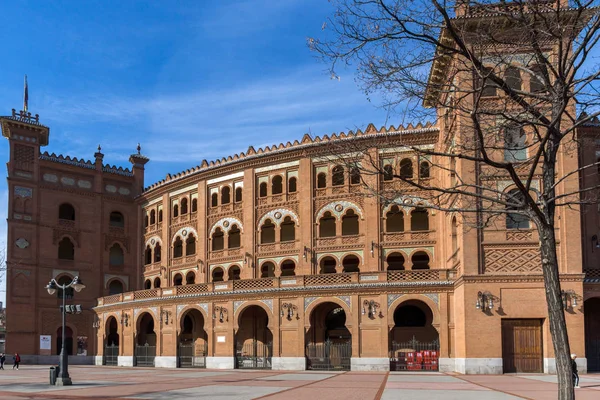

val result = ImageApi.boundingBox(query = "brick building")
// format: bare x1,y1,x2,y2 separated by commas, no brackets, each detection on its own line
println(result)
3,1,600,373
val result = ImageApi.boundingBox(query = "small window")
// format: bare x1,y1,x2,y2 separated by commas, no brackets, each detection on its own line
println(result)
173,204,179,218
109,244,124,266
288,177,297,193
280,216,295,242
506,189,530,229
504,125,527,162
419,161,430,179
272,176,283,195
173,237,183,258
332,165,344,186
212,228,224,251
260,262,275,278
235,187,243,202
505,66,522,91
57,276,74,299
383,165,393,181
150,210,156,225
212,268,224,282
530,64,546,93
211,193,218,207
191,198,197,212
228,265,241,281
477,67,497,97
180,198,188,214
173,274,183,286
410,208,429,231
58,237,75,260
144,214,149,227
154,277,161,288
451,217,458,253
144,245,152,265
108,280,124,295
319,212,336,238
317,173,327,188
186,271,195,285
400,159,413,178
144,279,151,289
59,203,75,221
341,209,359,236
386,205,404,232
261,219,276,244
259,182,268,197
158,209,163,222
221,187,231,204
109,211,124,228
350,167,361,185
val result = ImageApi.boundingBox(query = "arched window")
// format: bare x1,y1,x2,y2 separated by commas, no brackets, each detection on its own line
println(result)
332,165,344,186
272,176,283,195
180,198,188,214
451,217,458,253
186,271,195,285
228,265,241,281
109,280,124,295
410,208,429,231
154,277,161,288
191,198,197,213
400,159,413,178
59,203,75,221
185,234,196,256
506,189,530,229
281,260,296,277
341,209,359,235
235,187,243,202
173,274,183,286
319,211,336,237
154,243,161,263
419,161,430,179
280,216,295,242
144,245,152,265
319,256,337,274
504,125,527,161
288,177,297,193
150,210,156,225
211,193,218,207
350,167,361,185
144,214,149,227
317,173,327,188
109,244,124,266
342,255,360,273
144,279,151,289
386,205,404,232
530,64,546,93
260,262,275,278
212,268,224,282
228,224,241,248
386,252,405,270
109,211,124,227
261,219,276,244
58,237,75,260
259,182,268,197
158,209,163,222
212,228,224,251
173,204,179,218
383,164,393,181
221,187,231,204
412,251,430,269
173,237,183,258
505,66,522,91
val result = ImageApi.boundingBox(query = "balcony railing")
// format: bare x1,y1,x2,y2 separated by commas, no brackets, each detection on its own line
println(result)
97,269,455,306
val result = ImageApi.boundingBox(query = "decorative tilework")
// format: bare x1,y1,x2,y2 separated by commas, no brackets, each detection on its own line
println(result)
172,226,199,243
304,297,318,310
210,217,244,235
336,296,351,309
198,303,209,315
234,300,246,314
14,186,32,198
388,293,404,308
316,201,363,220
259,299,273,312
424,293,439,306
258,209,299,228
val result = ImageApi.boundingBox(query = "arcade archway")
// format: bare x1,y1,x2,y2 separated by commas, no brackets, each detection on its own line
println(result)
389,300,439,371
306,301,352,370
178,309,208,368
585,297,600,372
135,312,156,367
104,316,119,366
235,305,273,369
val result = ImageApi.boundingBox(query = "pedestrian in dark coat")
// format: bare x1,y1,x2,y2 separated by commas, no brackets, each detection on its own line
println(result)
571,353,580,388
12,353,20,370
0,353,5,369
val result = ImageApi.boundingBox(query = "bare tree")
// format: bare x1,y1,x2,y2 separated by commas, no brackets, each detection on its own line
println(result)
309,1,600,398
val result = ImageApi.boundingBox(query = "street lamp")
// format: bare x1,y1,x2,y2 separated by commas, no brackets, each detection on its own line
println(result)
46,276,85,386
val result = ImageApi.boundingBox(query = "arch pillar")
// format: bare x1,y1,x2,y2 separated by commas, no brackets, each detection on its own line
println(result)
206,301,235,369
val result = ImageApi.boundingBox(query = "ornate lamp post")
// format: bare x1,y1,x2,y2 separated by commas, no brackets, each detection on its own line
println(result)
45,276,85,386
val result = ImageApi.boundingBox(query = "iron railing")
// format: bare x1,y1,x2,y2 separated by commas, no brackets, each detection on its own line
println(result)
178,342,208,368
306,340,352,371
104,344,119,366
235,340,272,369
134,343,156,367
389,336,439,371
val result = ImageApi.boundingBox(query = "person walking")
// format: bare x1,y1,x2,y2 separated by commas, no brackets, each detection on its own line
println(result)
571,353,580,389
12,353,20,370
0,353,5,369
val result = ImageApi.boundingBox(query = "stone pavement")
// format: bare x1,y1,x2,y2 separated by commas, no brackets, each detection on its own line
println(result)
0,366,597,399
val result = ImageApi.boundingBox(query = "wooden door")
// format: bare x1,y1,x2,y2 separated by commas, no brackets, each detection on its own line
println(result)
502,319,543,373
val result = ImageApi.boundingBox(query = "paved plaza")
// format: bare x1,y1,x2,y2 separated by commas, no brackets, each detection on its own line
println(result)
0,366,597,399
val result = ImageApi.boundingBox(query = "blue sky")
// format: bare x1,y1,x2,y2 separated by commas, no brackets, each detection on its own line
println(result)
0,1,395,301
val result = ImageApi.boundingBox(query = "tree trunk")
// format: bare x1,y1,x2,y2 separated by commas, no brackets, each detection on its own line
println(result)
538,222,574,400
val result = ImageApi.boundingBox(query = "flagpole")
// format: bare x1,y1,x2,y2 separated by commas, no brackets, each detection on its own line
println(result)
23,75,28,113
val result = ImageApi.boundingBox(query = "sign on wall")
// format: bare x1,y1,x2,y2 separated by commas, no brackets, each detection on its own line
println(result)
39,335,51,350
